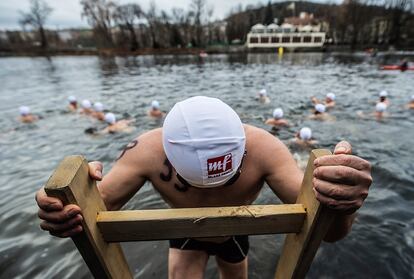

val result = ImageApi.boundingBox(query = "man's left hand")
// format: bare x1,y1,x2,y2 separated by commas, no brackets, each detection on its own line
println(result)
312,141,372,214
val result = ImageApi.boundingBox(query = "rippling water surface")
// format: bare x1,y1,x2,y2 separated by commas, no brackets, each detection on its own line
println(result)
0,53,413,279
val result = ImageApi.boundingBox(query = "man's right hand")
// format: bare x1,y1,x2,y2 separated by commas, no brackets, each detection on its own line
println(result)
35,161,103,238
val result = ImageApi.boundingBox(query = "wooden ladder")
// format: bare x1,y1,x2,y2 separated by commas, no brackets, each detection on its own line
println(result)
44,149,334,279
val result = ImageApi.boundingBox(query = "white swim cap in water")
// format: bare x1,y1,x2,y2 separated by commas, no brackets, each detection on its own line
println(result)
104,112,116,124
259,89,267,96
299,127,312,140
151,100,160,109
326,93,336,101
315,103,326,113
163,96,246,188
379,90,388,97
68,96,77,103
94,102,104,112
376,102,387,112
411,95,414,101
273,108,284,119
19,106,30,116
81,99,92,109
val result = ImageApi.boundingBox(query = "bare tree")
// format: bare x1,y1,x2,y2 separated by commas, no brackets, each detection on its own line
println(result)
113,3,142,50
80,0,116,47
142,1,161,48
190,0,206,47
19,0,53,49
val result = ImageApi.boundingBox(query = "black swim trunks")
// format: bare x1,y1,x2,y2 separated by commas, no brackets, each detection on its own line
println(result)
169,236,249,263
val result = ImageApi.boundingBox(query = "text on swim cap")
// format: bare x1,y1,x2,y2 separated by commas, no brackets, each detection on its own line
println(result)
207,154,233,178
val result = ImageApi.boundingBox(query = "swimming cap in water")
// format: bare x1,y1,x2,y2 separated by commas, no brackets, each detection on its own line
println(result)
411,95,414,101
81,99,92,109
326,93,336,101
376,102,387,112
315,103,326,113
151,100,160,109
94,102,104,112
273,108,284,119
104,112,116,124
259,89,267,96
68,96,77,103
163,96,246,188
379,90,388,97
299,127,312,140
19,106,30,116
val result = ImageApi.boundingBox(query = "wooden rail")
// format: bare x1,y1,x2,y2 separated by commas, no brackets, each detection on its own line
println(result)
44,149,334,279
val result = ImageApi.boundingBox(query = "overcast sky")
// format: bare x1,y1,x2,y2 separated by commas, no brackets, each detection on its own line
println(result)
0,0,278,30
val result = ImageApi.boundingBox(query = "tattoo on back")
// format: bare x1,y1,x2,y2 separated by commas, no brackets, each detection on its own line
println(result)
160,158,189,192
116,140,138,161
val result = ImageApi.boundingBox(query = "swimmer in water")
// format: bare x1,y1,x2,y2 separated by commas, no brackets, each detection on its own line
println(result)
375,102,387,120
36,96,373,279
92,102,105,121
309,104,333,121
257,89,270,104
68,96,78,112
102,112,134,133
407,95,414,109
378,91,390,106
265,108,289,127
148,100,165,118
291,127,318,147
81,99,93,115
18,106,38,123
311,93,336,109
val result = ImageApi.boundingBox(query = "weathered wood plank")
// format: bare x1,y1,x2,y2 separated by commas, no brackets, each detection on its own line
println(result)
274,149,335,279
45,155,132,279
97,204,306,242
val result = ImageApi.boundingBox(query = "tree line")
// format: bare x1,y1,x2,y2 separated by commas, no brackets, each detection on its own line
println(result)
3,0,414,52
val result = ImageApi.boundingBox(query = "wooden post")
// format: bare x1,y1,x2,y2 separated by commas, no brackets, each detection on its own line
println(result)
44,156,132,279
274,149,335,279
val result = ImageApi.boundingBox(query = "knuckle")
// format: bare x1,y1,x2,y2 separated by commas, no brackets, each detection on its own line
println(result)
360,190,369,200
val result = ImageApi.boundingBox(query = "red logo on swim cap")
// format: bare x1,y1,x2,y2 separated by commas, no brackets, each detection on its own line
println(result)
207,153,233,178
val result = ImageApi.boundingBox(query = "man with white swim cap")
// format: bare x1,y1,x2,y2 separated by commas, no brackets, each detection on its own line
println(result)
67,96,78,112
291,127,318,148
81,99,93,115
378,90,390,106
35,96,373,279
257,88,270,104
148,100,165,118
310,103,333,121
19,106,38,123
92,102,105,121
311,93,336,109
265,107,289,128
102,112,134,134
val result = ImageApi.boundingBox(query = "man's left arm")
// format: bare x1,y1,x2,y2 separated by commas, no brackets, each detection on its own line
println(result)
312,141,372,242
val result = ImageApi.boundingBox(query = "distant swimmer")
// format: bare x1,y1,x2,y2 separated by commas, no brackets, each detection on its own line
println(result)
148,100,165,118
92,102,105,121
400,58,408,72
103,112,134,133
311,93,336,109
257,89,270,104
309,104,334,121
378,91,390,106
375,102,388,120
19,106,38,123
291,127,318,148
407,95,414,109
67,96,78,112
81,99,93,115
265,108,289,127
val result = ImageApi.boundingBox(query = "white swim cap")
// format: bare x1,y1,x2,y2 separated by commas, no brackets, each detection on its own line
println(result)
273,108,284,119
315,103,326,113
68,96,77,103
379,90,388,97
81,99,92,109
19,106,30,116
376,102,387,112
299,127,312,140
163,96,246,188
326,93,336,101
151,100,160,109
411,95,414,101
94,102,104,112
259,89,267,96
104,112,116,124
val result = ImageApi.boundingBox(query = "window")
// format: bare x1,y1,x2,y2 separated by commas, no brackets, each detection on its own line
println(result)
282,36,291,43
271,37,279,43
250,37,259,44
314,37,322,43
304,36,312,43
292,37,301,43
261,37,269,43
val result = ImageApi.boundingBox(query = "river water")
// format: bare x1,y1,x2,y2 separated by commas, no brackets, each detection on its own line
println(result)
0,53,413,278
